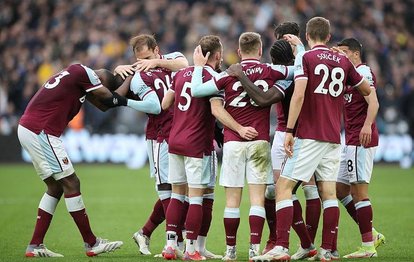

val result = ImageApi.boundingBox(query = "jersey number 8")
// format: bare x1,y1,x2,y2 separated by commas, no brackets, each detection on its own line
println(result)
313,64,345,97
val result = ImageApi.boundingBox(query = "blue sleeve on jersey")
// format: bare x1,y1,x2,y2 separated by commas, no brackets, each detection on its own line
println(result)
131,72,153,99
190,66,219,97
294,52,306,78
296,44,305,54
127,92,161,114
286,66,295,80
81,64,102,86
357,66,375,87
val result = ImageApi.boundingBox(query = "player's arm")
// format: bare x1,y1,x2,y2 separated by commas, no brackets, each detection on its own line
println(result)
210,98,258,140
360,86,379,147
355,79,371,96
226,63,285,107
127,73,161,115
162,89,175,110
190,45,220,97
136,53,189,72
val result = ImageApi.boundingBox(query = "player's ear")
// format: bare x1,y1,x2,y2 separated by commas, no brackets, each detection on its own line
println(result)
305,33,310,42
237,48,242,58
154,46,160,55
326,33,331,43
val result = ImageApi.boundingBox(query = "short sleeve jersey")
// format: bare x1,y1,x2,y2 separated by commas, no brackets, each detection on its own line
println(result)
213,59,288,142
19,64,102,136
168,65,222,158
274,80,294,132
344,64,378,147
294,45,364,144
130,68,173,142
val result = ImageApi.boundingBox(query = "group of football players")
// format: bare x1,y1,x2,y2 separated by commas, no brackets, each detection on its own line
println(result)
19,15,385,261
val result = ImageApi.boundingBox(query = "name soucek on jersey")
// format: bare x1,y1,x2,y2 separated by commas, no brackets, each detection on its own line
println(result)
20,64,103,136
343,64,378,147
294,45,364,144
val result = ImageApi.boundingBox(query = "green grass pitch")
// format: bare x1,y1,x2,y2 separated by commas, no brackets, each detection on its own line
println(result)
0,164,413,261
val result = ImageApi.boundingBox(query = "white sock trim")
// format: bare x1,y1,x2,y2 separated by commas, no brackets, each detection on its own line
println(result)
323,199,339,209
64,195,85,212
224,207,240,218
39,193,59,215
203,193,215,200
303,185,319,200
249,205,266,218
189,196,203,205
340,195,353,206
158,190,172,201
171,193,185,202
276,199,293,212
355,200,371,210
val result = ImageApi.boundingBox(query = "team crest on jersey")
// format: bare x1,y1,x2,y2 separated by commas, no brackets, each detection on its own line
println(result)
62,157,69,165
146,72,152,77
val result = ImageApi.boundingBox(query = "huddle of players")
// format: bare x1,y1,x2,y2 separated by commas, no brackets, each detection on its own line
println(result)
18,14,385,261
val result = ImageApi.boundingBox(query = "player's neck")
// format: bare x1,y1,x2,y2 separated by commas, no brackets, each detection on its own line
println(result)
240,55,260,61
308,40,327,49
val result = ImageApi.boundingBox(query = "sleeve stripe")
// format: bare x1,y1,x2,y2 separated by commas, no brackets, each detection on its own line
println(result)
351,77,365,88
295,76,308,81
275,86,286,97
209,96,224,102
142,89,155,99
86,84,103,92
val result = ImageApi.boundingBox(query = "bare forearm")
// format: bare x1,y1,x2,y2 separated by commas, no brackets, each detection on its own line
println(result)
286,92,304,129
364,100,379,127
212,104,242,133
157,57,188,71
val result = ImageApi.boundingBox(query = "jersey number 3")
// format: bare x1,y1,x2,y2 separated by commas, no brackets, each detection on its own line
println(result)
313,64,345,97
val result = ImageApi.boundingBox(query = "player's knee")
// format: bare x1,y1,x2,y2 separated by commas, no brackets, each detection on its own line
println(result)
157,183,172,191
46,184,63,199
265,184,275,200
59,173,80,194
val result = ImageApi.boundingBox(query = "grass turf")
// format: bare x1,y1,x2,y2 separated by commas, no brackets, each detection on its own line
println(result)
0,164,413,261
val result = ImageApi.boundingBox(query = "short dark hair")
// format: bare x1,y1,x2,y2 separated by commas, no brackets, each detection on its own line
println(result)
239,32,262,55
337,38,363,54
95,69,123,91
198,35,222,62
274,21,300,39
306,17,330,42
130,34,158,54
270,40,295,66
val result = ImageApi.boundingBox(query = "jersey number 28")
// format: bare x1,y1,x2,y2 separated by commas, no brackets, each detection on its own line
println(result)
313,64,345,97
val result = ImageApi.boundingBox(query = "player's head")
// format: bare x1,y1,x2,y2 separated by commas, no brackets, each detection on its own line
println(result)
238,32,262,59
274,21,300,40
270,40,295,66
130,34,160,60
94,69,123,91
198,35,223,71
306,17,331,44
337,38,363,66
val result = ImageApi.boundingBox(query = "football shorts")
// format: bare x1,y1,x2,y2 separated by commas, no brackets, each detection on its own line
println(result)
271,131,286,171
17,125,74,181
147,139,169,185
168,153,212,188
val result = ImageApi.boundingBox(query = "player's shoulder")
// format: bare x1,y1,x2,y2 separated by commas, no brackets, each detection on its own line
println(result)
356,64,375,86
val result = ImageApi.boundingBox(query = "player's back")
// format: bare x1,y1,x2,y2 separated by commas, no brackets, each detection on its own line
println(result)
274,80,294,132
136,68,174,142
19,64,102,137
215,59,288,142
344,64,378,147
295,46,364,144
169,66,218,158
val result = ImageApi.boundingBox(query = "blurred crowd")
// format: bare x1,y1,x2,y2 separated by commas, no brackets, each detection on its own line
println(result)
1,0,414,139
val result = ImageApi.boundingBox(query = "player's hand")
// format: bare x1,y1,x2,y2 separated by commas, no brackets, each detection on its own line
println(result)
193,45,209,67
331,47,347,56
226,63,244,78
283,34,302,46
359,123,372,147
238,126,259,141
284,133,295,157
135,59,159,72
114,63,138,79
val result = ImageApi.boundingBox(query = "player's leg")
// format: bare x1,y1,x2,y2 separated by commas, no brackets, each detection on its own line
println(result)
219,141,246,261
164,153,187,260
245,140,275,260
344,146,380,259
310,142,341,261
302,177,321,243
197,151,222,259
133,140,170,255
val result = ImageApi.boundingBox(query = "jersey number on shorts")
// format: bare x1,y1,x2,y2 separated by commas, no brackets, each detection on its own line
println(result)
44,71,70,89
313,64,345,97
178,82,192,111
229,80,269,107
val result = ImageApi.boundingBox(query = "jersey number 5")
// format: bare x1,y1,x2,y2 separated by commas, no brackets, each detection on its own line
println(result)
178,82,192,111
313,64,345,97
